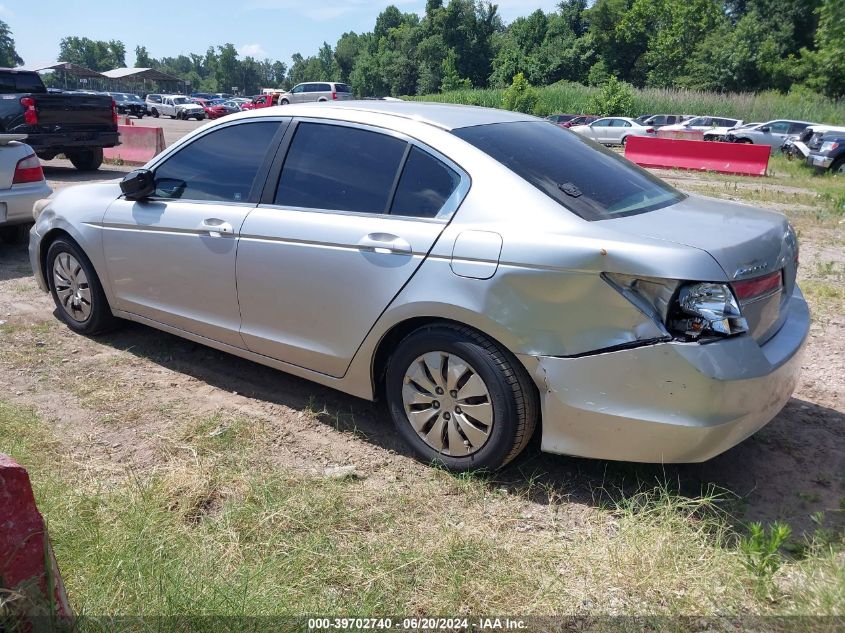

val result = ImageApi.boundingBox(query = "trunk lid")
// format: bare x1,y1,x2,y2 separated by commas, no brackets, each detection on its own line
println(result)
608,195,798,343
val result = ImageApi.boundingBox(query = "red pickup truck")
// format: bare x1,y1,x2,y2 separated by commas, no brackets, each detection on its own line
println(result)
241,93,281,110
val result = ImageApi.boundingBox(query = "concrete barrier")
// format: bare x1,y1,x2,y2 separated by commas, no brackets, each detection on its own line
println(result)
0,454,72,626
657,129,704,141
625,136,770,176
103,125,165,165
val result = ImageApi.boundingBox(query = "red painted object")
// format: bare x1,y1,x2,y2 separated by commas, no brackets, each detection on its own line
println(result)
0,454,72,625
103,125,166,165
625,136,770,176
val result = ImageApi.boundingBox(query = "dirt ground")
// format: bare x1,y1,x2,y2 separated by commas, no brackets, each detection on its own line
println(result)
1,137,843,539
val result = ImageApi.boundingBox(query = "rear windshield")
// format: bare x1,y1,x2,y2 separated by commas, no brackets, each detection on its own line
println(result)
0,71,47,94
335,84,351,93
453,121,685,221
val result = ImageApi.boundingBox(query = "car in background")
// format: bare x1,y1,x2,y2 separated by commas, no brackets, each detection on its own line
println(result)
109,92,146,118
725,120,816,151
190,92,215,100
28,101,808,472
634,114,653,125
704,121,761,142
0,134,52,243
561,114,598,128
806,132,845,174
278,82,354,104
641,114,689,129
145,93,163,116
200,99,228,119
545,114,580,127
569,116,655,146
662,116,741,134
218,99,249,115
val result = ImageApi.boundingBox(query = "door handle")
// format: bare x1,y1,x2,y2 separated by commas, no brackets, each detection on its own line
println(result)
358,233,412,255
200,218,234,237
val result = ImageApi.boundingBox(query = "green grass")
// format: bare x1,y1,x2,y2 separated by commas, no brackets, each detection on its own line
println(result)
1,399,844,627
413,81,845,125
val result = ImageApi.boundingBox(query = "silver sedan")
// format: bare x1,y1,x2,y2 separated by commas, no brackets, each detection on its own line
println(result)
1,135,52,242
28,103,809,471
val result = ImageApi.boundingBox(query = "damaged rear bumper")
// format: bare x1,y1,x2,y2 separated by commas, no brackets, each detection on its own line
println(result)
524,286,810,463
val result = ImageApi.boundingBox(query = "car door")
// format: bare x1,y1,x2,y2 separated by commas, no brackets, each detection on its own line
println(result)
236,119,466,377
589,119,612,143
101,119,287,347
759,120,790,147
291,84,307,103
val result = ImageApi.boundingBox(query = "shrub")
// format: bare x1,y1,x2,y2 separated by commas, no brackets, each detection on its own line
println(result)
587,76,637,117
501,73,540,115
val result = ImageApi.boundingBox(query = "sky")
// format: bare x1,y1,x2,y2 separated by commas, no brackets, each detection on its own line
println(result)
2,0,562,71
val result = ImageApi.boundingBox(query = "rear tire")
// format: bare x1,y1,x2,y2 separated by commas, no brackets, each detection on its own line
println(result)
46,237,118,335
151,108,159,118
67,148,103,171
385,324,538,472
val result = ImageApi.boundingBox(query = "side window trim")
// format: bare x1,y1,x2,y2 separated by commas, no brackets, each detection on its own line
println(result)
143,117,290,205
259,117,471,221
385,143,412,213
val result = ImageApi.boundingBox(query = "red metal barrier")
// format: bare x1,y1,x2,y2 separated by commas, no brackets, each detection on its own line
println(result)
625,136,770,176
103,125,166,165
0,454,72,626
657,129,704,141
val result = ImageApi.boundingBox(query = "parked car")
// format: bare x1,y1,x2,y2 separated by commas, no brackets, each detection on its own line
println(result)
145,95,204,120
190,92,215,100
662,116,742,134
0,134,52,243
278,82,354,104
545,114,580,127
641,114,688,129
218,99,248,115
561,115,598,128
28,102,808,471
108,92,146,118
0,68,119,171
569,116,655,145
704,121,761,142
634,114,653,125
201,100,228,120
806,132,845,174
725,120,816,151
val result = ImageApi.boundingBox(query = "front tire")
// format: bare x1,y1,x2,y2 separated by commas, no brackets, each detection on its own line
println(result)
67,148,103,171
385,324,538,472
46,238,117,335
280,98,289,105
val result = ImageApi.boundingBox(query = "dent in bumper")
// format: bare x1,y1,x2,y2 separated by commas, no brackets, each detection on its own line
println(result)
529,287,810,463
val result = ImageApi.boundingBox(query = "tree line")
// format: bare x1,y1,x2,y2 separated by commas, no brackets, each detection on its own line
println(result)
1,0,842,98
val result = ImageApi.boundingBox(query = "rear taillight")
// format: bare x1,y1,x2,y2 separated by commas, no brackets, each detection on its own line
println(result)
12,153,44,184
332,91,337,100
646,127,655,133
731,270,782,302
20,97,38,125
112,99,119,125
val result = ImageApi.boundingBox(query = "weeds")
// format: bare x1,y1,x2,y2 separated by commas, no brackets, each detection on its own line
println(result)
739,521,792,582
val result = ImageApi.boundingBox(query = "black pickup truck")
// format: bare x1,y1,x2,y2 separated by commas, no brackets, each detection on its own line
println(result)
0,68,119,171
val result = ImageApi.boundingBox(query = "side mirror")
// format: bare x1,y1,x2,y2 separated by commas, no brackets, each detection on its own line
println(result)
760,126,771,133
120,169,155,200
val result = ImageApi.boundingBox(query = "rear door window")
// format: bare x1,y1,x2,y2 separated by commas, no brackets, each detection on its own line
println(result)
454,121,685,221
335,84,352,93
317,83,332,92
390,147,461,218
153,121,281,202
275,122,407,213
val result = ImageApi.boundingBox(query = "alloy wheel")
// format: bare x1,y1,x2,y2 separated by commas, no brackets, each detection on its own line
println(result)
52,252,92,322
401,351,494,456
